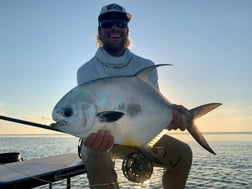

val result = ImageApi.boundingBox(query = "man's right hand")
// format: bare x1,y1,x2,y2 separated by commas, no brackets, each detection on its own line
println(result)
167,104,190,131
83,130,114,153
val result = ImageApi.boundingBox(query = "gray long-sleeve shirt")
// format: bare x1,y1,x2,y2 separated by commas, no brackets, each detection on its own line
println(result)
77,49,159,90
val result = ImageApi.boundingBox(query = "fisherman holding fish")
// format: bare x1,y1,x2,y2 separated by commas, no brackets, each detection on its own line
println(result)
77,4,192,189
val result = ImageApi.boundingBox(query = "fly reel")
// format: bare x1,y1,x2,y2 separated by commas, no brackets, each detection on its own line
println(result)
122,151,153,183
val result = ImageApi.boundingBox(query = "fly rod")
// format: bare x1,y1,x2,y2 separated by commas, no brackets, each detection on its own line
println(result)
0,115,64,133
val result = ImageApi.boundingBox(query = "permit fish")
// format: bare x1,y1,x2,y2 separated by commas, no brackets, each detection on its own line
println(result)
52,64,221,154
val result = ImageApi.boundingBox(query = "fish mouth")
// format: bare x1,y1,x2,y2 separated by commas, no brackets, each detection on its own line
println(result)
51,121,67,128
51,121,84,137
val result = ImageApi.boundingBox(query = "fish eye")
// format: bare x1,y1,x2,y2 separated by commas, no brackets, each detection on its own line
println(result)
63,108,73,117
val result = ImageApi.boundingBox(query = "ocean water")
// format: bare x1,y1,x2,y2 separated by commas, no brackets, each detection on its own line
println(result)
0,133,251,189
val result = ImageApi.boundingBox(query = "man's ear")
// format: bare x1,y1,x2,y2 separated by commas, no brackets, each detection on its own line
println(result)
126,27,129,35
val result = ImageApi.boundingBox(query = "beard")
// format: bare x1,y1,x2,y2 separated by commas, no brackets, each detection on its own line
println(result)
102,33,127,55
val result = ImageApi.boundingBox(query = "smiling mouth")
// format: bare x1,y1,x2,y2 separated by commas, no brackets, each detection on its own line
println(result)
109,33,121,38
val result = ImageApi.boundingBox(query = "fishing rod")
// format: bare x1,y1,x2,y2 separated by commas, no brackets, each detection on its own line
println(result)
0,115,65,133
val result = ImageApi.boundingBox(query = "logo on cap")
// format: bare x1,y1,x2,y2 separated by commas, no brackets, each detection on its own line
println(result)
106,4,123,11
98,3,131,22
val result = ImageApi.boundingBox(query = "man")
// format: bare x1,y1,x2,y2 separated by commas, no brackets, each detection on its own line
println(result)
78,3,192,189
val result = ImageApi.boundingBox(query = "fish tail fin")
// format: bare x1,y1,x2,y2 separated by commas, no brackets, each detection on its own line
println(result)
187,103,222,155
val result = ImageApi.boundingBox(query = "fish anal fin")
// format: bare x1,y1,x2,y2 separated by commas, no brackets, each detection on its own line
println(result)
97,111,124,123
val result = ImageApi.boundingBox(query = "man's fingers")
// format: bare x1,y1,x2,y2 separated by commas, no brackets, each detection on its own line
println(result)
91,130,106,151
83,130,114,152
83,133,97,147
99,131,114,152
167,109,187,131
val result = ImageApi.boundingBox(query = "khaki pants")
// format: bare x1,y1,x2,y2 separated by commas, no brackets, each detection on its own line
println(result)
81,134,192,189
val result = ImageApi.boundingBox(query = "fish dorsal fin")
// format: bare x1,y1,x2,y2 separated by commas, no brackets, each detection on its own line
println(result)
96,111,124,123
135,64,172,84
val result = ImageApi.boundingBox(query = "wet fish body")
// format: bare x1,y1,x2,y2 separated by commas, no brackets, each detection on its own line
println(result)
52,64,221,154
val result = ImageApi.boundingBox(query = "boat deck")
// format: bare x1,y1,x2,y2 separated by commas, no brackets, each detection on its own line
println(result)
0,153,86,189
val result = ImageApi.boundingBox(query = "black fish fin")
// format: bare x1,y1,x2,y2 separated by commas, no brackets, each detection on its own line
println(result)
97,111,124,123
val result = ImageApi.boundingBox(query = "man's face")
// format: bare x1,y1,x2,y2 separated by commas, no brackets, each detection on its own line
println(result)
99,19,129,55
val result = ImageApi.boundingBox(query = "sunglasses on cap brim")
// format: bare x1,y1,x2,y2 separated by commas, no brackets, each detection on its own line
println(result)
100,20,128,29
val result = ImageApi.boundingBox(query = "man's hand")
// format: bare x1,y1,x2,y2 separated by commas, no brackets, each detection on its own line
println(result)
167,104,190,131
83,130,114,152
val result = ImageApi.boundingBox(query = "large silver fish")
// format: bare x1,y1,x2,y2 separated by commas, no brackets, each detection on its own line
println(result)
52,64,221,154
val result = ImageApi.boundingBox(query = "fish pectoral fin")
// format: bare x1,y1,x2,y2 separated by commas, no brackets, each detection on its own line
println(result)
96,111,124,123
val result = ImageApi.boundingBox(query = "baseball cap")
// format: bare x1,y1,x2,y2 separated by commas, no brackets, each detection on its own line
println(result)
98,3,132,22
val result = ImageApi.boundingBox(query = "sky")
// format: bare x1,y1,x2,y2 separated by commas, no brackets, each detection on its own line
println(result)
0,0,251,134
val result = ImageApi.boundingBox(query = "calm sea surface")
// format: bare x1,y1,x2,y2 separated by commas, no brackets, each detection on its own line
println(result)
0,133,251,189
